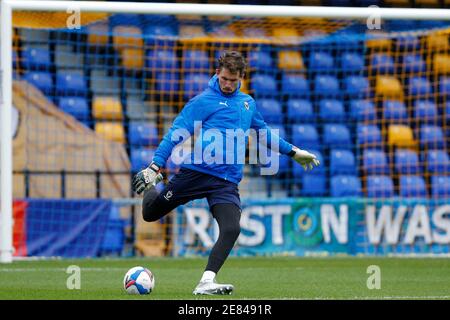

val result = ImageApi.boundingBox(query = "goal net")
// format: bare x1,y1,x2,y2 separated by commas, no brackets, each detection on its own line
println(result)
1,1,450,261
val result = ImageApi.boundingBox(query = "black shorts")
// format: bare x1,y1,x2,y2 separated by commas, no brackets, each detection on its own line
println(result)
153,168,241,213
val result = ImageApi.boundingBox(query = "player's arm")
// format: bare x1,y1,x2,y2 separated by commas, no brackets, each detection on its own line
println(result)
132,99,205,194
250,108,320,171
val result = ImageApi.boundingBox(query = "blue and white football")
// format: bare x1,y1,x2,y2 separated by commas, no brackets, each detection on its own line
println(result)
123,266,155,295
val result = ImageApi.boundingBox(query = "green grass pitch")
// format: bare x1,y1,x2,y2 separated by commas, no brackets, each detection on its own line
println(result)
1,257,450,300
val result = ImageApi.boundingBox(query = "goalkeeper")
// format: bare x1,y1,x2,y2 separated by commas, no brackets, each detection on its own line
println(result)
132,51,320,295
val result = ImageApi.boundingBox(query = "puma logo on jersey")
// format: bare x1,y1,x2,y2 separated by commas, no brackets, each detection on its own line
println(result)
164,190,173,201
219,101,228,107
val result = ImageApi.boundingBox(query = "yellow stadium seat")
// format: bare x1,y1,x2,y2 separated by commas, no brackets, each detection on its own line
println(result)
272,27,300,44
121,48,144,70
433,54,450,75
375,76,404,99
366,37,392,51
95,122,126,143
414,0,440,7
388,125,416,148
278,51,305,70
208,15,232,22
425,33,449,52
240,80,248,94
383,0,412,7
92,96,123,120
112,26,143,50
87,22,109,46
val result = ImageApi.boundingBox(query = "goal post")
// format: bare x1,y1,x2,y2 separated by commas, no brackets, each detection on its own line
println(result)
2,0,450,263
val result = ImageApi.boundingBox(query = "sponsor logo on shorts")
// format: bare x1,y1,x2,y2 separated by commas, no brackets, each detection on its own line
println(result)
164,190,173,201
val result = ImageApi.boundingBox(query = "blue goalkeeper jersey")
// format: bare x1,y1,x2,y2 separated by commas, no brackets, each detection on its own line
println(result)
152,74,294,184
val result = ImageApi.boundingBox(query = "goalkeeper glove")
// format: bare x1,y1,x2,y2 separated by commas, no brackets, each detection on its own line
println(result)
132,162,163,195
290,146,320,171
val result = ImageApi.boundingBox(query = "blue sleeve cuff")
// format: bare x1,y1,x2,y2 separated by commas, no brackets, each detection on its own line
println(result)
152,156,165,168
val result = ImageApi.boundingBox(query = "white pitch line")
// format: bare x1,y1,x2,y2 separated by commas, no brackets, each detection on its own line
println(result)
0,267,127,272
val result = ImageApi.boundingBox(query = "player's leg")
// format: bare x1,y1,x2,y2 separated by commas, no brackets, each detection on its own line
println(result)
142,168,211,222
193,203,241,295
141,185,172,222
207,203,241,274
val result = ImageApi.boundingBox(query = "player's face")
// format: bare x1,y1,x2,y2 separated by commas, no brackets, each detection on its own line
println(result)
216,68,243,95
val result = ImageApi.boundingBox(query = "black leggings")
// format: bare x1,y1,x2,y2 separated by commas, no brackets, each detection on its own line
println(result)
142,187,241,274
206,203,241,274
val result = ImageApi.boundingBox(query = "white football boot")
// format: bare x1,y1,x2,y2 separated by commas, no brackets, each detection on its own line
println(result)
192,280,234,295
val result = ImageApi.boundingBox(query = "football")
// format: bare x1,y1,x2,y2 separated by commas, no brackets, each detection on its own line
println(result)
123,266,155,295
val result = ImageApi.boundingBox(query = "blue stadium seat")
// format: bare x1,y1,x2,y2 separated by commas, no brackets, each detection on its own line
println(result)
414,100,437,123
58,97,89,122
319,99,346,122
270,124,287,139
183,49,210,71
131,148,155,172
357,124,382,147
397,35,421,51
128,122,158,147
292,149,324,177
251,74,277,97
331,175,361,197
260,124,289,173
330,149,357,175
260,150,290,174
314,75,339,97
22,46,51,70
146,49,178,70
155,72,180,92
370,53,395,74
142,14,177,27
343,76,370,98
183,73,210,99
363,149,389,175
402,54,426,73
308,51,334,72
109,14,144,27
248,50,273,70
439,76,450,97
144,24,178,38
281,74,309,97
366,175,395,198
447,102,450,121
291,124,319,149
409,76,432,97
395,149,421,174
420,125,445,149
399,175,427,198
24,72,53,95
287,99,315,123
356,0,381,6
350,100,376,122
426,150,450,174
257,99,283,124
56,71,87,96
340,52,364,74
301,174,327,196
431,176,450,197
383,100,408,123
323,124,351,148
